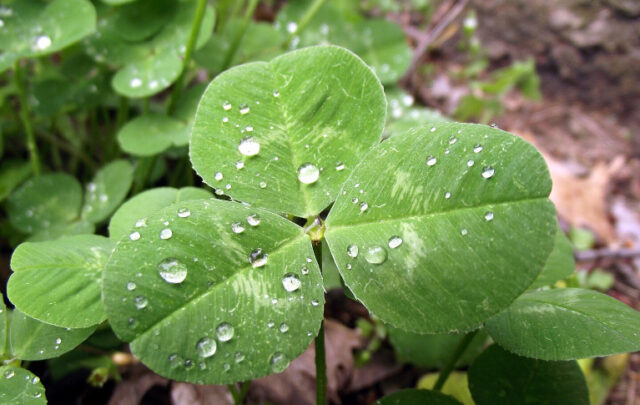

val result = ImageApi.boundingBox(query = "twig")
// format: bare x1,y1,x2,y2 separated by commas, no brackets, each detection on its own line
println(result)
574,248,640,262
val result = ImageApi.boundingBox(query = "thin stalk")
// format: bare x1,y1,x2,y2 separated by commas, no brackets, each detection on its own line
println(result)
220,0,259,72
433,329,479,391
312,241,327,405
227,381,251,405
36,130,97,170
14,61,41,175
166,0,208,114
115,96,129,130
282,0,328,49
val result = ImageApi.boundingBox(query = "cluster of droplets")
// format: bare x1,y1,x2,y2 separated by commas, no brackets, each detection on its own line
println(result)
345,234,404,268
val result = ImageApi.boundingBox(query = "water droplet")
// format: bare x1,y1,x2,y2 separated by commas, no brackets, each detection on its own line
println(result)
238,136,260,156
474,144,483,153
297,163,319,184
467,159,475,167
157,258,188,284
225,184,231,190
273,89,280,97
129,77,142,88
346,263,352,270
216,322,235,342
287,21,298,33
449,137,457,144
169,353,183,368
388,236,403,249
33,35,52,51
34,393,42,399
249,248,268,268
231,222,245,234
159,228,172,240
177,208,191,218
481,167,495,179
359,202,368,212
259,181,267,189
235,352,245,363
426,155,437,166
430,127,437,132
128,317,136,327
270,352,289,373
239,103,250,114
135,219,146,227
301,266,309,275
335,162,345,171
364,246,387,264
445,192,451,199
352,197,359,204
126,282,136,291
347,244,359,258
214,172,223,181
4,370,14,379
196,337,217,358
235,161,245,169
279,323,289,333
222,101,232,111
222,117,229,123
267,321,275,328
282,273,301,292
484,211,494,221
247,214,261,226
245,125,253,132
222,363,231,372
134,296,148,309
461,229,468,235
311,299,320,307
129,231,141,241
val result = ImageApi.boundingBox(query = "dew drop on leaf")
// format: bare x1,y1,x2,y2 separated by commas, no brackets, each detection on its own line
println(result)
134,296,148,309
426,155,437,166
157,258,187,284
238,137,260,156
33,35,52,51
259,181,267,189
282,273,301,292
223,363,231,372
481,167,495,179
359,202,368,212
484,211,494,221
130,78,142,88
364,246,387,264
247,214,261,226
168,353,183,368
126,281,136,291
474,144,484,153
235,161,245,170
245,125,253,132
461,229,468,235
3,370,14,379
449,136,457,144
297,163,320,184
335,162,345,171
214,172,223,181
301,266,309,275
352,197,358,204
445,192,451,199
273,89,280,97
239,103,250,114
249,248,267,268
467,159,475,167
270,352,289,373
311,299,320,306
347,244,359,258
388,236,403,249
129,231,141,241
216,322,235,342
177,208,191,218
235,352,245,363
279,323,289,333
159,228,173,240
231,222,245,234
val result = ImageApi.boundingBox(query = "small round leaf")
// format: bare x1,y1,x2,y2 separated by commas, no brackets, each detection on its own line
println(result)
117,115,187,156
0,366,46,404
112,51,182,98
81,160,134,223
529,226,575,289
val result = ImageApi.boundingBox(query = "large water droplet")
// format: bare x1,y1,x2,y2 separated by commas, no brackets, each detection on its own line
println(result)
238,137,260,156
214,172,223,181
129,231,141,241
247,214,261,226
196,337,217,358
282,273,301,292
347,244,359,258
216,322,235,342
473,144,483,153
484,211,494,221
239,103,250,114
134,296,148,309
364,246,387,264
177,208,191,218
33,35,52,51
270,352,289,373
481,167,495,179
157,258,187,284
126,281,136,291
169,353,183,368
249,248,268,268
231,222,245,234
279,323,289,333
159,228,173,240
426,155,437,166
388,236,403,249
4,370,14,379
297,163,319,184
222,101,232,111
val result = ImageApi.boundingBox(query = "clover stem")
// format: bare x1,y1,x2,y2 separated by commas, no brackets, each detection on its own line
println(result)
13,61,41,176
282,0,328,49
220,0,259,72
227,381,250,404
433,329,480,391
313,241,327,405
166,0,208,115
115,96,129,130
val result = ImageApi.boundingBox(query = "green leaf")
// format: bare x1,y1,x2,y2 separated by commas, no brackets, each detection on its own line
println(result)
529,226,575,289
0,299,7,357
418,372,473,405
388,326,487,369
468,345,588,405
152,0,215,53
375,389,463,405
9,309,96,361
172,84,207,142
0,160,31,202
0,366,46,404
0,0,96,71
108,187,212,240
103,199,324,384
385,88,449,139
117,114,187,156
7,173,82,234
8,235,115,328
111,50,182,98
27,220,95,243
81,160,134,223
325,123,556,333
112,0,176,42
486,288,640,360
190,45,386,217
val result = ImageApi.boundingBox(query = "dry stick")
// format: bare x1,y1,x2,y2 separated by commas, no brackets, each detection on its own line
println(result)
574,248,640,262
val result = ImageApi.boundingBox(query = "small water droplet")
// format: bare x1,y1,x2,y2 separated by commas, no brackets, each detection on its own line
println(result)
157,258,188,284
239,103,250,114
238,137,260,156
282,273,301,292
4,370,14,379
347,245,359,258
196,337,217,358
449,137,457,144
245,125,254,132
129,77,142,88
235,352,245,363
445,192,451,199
426,155,437,166
474,144,483,153
235,161,245,169
129,231,141,241
222,101,232,110
214,172,223,181
301,266,309,275
364,246,387,264
247,214,261,226
461,229,468,235
223,363,231,372
297,163,319,184
311,299,320,307
279,323,289,333
481,167,495,179
273,89,280,97
159,228,172,240
467,159,475,167
216,322,235,342
259,181,267,189
33,34,51,51
388,236,403,249
484,211,494,221
359,202,368,212
169,353,183,368
346,263,352,270
135,296,148,309
34,393,42,399
135,219,146,227
352,197,359,204
270,352,289,373
335,162,345,171
430,127,437,132
126,282,136,291
267,321,275,328
231,222,245,234
222,117,229,123
177,208,191,218
249,248,268,268
287,21,298,33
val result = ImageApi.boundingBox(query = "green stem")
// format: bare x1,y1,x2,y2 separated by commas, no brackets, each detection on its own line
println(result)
282,0,328,49
312,241,327,405
220,0,259,72
116,96,129,130
13,61,41,176
433,329,479,391
166,0,208,114
227,381,250,405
